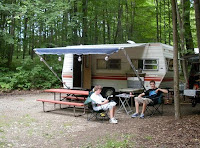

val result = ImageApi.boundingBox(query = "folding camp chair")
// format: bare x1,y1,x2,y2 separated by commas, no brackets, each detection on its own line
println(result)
86,102,109,122
84,92,111,122
145,92,164,116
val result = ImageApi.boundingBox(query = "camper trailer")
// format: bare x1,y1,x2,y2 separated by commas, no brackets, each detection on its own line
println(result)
62,43,174,96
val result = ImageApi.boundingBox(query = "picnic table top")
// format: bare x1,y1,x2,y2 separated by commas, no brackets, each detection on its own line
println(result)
44,89,89,95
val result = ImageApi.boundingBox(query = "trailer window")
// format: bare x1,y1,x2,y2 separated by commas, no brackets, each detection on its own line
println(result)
131,59,158,70
166,58,173,71
143,59,158,70
97,59,121,70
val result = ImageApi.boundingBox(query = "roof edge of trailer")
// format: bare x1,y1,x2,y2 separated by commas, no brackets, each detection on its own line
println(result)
33,43,147,55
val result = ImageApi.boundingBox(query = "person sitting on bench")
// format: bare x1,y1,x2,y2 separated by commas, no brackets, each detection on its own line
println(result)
131,80,168,119
90,85,118,124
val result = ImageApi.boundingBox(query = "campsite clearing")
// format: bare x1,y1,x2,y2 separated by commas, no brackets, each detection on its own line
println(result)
0,92,200,148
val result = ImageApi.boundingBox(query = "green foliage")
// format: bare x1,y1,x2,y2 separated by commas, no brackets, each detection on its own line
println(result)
0,57,62,91
0,0,198,90
84,134,135,148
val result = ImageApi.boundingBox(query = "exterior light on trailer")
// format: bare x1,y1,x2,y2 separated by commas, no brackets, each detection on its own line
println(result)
127,40,135,44
58,56,62,61
105,55,109,61
78,56,82,62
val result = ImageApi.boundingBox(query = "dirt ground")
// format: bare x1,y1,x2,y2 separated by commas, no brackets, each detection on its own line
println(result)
0,92,200,148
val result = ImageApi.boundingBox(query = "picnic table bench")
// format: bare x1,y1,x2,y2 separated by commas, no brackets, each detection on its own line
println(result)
37,99,85,117
37,89,89,117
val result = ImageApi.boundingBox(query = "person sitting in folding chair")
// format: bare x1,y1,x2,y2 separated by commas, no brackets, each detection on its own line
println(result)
131,80,168,119
90,85,118,124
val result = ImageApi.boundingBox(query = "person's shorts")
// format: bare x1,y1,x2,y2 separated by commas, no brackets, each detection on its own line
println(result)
93,101,116,111
134,97,153,104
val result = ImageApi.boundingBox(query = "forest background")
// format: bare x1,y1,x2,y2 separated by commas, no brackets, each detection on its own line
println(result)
0,0,199,91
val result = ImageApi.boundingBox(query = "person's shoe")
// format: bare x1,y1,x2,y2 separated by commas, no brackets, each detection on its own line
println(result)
140,113,145,119
113,118,118,123
131,113,139,118
109,118,118,124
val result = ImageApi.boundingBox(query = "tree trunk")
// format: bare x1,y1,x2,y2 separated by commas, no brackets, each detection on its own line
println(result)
183,0,194,50
194,0,200,61
7,15,15,67
94,12,98,44
168,0,171,44
72,0,78,45
176,1,188,86
114,0,123,43
102,11,106,44
164,0,166,43
125,0,129,41
171,0,181,120
23,17,28,59
155,0,159,42
82,0,88,44
31,23,34,59
160,0,162,42
130,1,135,41
106,9,111,43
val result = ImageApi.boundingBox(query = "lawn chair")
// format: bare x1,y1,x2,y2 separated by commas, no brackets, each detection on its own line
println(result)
84,91,109,122
145,92,164,116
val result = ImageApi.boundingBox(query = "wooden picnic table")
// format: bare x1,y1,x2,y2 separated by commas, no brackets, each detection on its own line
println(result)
44,89,89,96
37,89,89,116
44,88,89,101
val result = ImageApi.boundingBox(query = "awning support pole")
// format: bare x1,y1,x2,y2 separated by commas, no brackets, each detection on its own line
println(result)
36,54,70,89
122,48,146,90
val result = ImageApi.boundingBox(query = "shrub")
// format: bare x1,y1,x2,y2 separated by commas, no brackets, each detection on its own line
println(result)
0,57,62,91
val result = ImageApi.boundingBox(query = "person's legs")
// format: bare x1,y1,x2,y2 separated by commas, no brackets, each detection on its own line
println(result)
109,107,114,119
141,101,147,114
131,98,140,118
109,106,118,123
140,99,152,119
135,100,140,113
101,102,117,123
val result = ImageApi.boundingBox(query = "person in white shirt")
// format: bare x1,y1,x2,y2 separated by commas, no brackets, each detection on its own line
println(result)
90,85,117,124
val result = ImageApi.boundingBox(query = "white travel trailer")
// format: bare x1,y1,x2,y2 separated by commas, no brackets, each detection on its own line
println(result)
60,43,174,96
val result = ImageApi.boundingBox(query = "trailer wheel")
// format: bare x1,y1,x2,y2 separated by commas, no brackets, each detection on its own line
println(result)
102,87,115,98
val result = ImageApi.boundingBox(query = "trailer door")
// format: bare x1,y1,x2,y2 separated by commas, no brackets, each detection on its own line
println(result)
83,55,91,89
73,55,82,88
62,54,73,88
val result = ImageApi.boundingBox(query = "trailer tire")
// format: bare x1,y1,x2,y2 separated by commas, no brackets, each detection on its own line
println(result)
102,87,115,98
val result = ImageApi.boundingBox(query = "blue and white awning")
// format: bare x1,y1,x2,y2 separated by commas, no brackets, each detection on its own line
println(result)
33,43,146,55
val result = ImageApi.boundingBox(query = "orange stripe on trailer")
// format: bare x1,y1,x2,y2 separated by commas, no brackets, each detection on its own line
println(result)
62,75,73,78
91,75,173,82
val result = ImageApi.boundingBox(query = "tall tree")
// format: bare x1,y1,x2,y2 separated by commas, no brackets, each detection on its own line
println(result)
155,0,159,42
183,0,194,50
82,0,88,44
171,0,181,120
177,0,188,86
114,0,123,43
194,0,200,60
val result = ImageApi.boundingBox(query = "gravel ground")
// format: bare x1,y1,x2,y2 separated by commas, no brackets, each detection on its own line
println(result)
0,92,200,148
